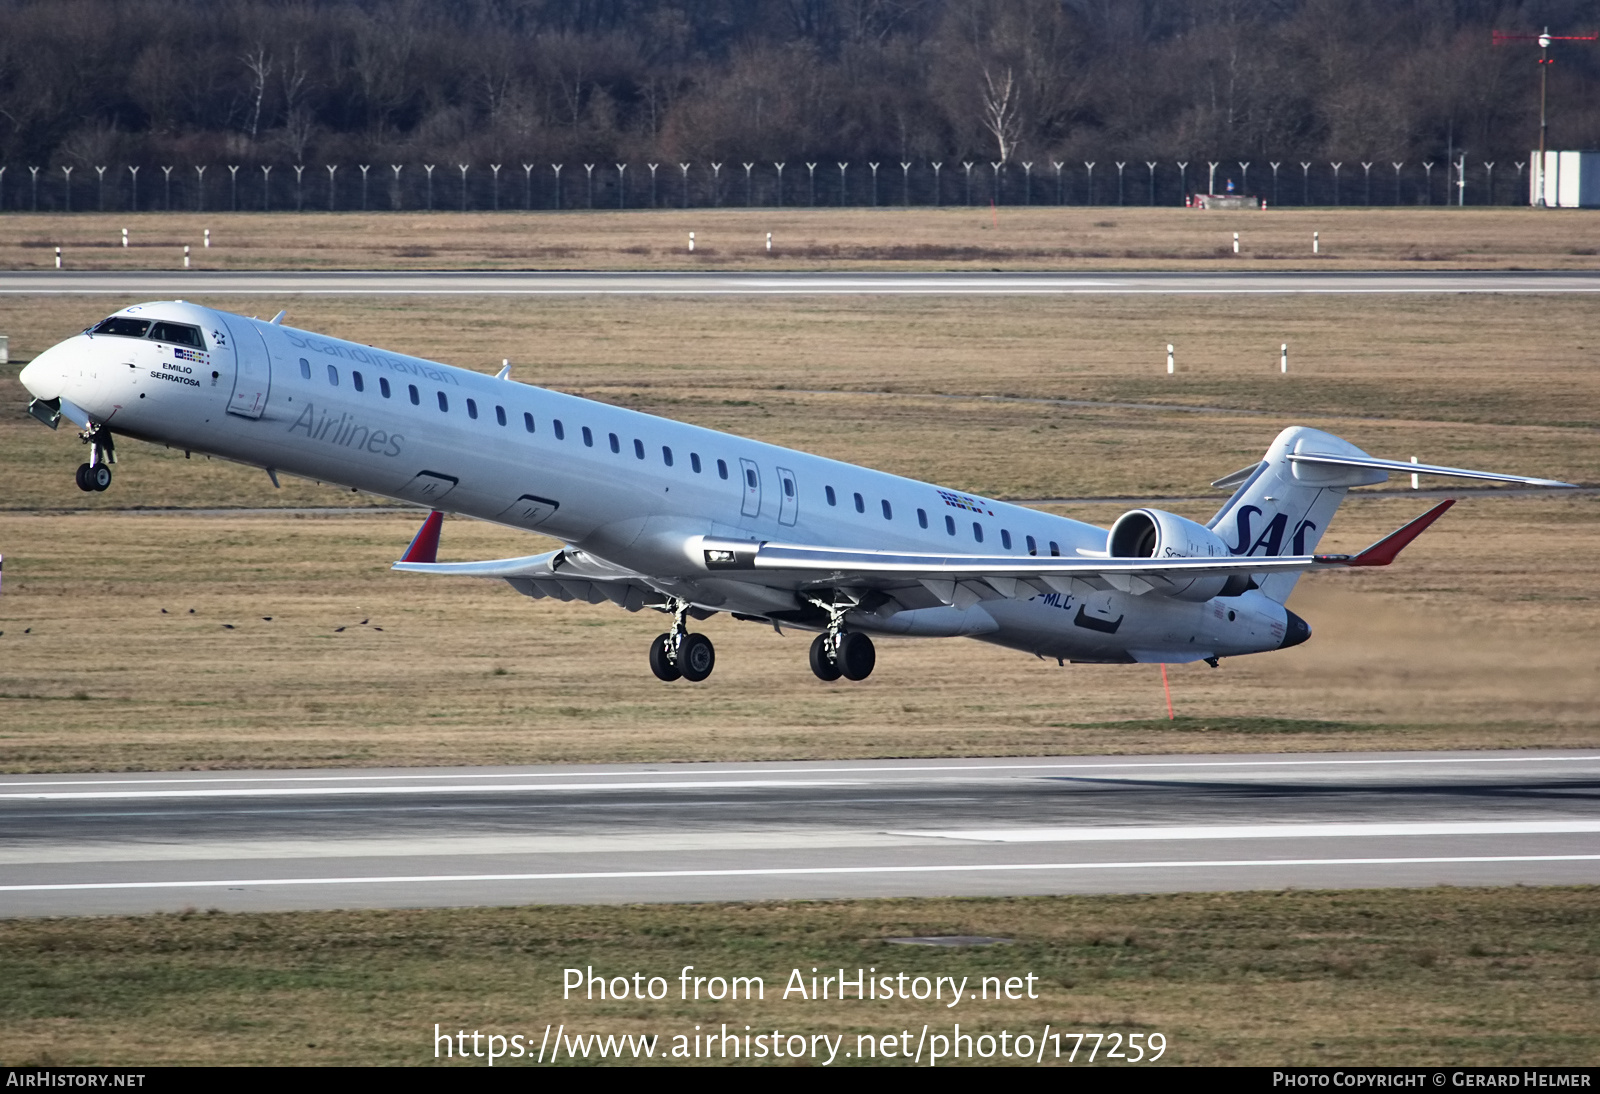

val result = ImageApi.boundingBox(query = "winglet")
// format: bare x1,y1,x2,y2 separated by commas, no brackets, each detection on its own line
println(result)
1344,499,1455,567
400,510,444,564
269,309,287,325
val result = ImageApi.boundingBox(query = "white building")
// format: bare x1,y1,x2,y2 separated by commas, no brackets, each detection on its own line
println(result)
1531,151,1600,207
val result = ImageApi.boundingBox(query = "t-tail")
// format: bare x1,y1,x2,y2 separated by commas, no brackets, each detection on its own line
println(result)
1206,426,1574,604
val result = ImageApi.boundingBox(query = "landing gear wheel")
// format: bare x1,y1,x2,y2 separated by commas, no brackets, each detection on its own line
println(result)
837,632,876,681
90,464,113,491
679,632,716,682
76,463,94,492
809,633,841,681
648,633,681,682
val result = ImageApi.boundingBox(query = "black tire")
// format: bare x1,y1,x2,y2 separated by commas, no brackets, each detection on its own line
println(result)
837,631,876,681
809,633,841,681
679,632,715,682
90,464,113,491
76,463,94,492
648,633,681,682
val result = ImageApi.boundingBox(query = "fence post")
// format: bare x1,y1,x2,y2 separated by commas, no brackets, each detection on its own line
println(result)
1146,161,1157,205
61,165,72,212
932,161,942,207
1300,162,1311,205
391,164,404,211
227,165,238,211
615,163,626,209
195,165,207,212
163,165,174,211
869,162,879,206
1392,162,1404,205
491,164,502,211
837,162,847,206
127,165,138,212
962,162,973,206
1177,162,1188,203
425,164,436,210
901,161,911,206
773,162,784,207
1270,162,1281,206
459,163,471,211
1083,161,1094,204
261,164,272,211
678,163,689,209
1361,162,1372,205
648,163,659,208
523,163,535,210
326,164,338,211
806,163,817,207
293,164,304,211
549,164,560,210
359,165,370,211
95,165,107,211
743,162,754,206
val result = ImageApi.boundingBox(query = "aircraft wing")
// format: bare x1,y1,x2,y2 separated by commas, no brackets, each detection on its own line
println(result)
391,511,662,611
689,501,1456,605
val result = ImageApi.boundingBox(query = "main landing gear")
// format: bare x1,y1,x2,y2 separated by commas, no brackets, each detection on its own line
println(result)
648,598,716,683
74,425,116,493
806,595,876,682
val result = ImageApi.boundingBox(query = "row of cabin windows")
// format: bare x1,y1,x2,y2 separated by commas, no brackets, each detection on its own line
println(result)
821,481,1060,555
300,359,1063,551
300,357,732,480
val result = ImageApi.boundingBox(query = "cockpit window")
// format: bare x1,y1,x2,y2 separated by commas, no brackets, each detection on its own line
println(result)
91,317,151,338
149,321,205,348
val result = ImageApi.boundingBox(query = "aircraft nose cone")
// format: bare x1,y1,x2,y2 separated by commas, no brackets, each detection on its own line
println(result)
18,341,68,400
1280,610,1312,649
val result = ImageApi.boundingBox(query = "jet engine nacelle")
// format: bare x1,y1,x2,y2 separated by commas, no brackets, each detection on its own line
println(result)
1107,508,1235,601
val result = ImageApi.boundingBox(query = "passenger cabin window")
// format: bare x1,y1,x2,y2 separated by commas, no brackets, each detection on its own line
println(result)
1049,541,1061,557
717,459,729,480
917,508,928,528
634,439,645,459
352,371,364,392
746,468,758,488
691,453,702,473
784,478,794,497
466,398,478,420
826,486,837,506
945,515,956,535
327,364,339,386
496,406,506,426
554,420,565,440
1026,535,1037,556
582,426,593,447
973,522,984,543
853,492,865,513
408,384,419,405
379,377,391,398
609,432,620,453
149,321,204,348
298,358,311,379
91,317,151,338
437,391,449,412
523,412,534,432
662,446,673,466
881,499,892,519
1001,529,1012,549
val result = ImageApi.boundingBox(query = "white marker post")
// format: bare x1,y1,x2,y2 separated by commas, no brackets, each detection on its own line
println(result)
766,231,772,252
1233,231,1240,254
1411,456,1419,490
1167,343,1175,374
121,227,128,249
204,228,211,248
183,244,191,269
1313,231,1320,255
54,247,61,269
688,231,695,253
1281,343,1288,373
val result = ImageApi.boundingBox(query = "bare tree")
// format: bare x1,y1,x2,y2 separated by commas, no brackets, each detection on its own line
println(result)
242,45,272,140
980,65,1022,162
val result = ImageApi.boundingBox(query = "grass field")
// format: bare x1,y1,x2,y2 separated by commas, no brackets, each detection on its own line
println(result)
3,207,1599,272
1,288,1597,771
2,888,1595,1066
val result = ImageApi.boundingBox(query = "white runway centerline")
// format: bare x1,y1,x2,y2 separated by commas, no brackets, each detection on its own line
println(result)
898,820,1600,843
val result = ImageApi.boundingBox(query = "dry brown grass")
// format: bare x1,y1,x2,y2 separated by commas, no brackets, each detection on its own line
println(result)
3,207,1600,272
2,887,1596,1066
1,289,1597,771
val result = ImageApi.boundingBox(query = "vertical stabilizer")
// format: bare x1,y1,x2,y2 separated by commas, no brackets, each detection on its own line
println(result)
1207,427,1387,603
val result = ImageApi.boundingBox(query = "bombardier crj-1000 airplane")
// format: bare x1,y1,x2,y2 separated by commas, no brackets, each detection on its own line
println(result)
19,301,1574,684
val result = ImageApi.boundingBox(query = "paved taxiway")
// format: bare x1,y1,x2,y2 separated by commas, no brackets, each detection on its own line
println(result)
1,750,1595,916
4,270,1600,296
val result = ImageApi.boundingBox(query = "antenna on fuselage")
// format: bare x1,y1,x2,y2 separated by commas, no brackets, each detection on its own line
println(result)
269,310,287,325
495,359,511,380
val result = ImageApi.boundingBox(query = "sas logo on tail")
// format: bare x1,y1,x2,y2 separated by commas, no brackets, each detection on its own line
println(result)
1226,506,1317,556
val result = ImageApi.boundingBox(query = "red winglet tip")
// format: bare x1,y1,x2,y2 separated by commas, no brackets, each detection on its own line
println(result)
1348,499,1455,567
400,510,444,564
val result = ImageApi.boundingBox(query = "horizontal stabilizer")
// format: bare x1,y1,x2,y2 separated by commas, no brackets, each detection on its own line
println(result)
393,550,562,578
1288,452,1576,489
1339,500,1454,567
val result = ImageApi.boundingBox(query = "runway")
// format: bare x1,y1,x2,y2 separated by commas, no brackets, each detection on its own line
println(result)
4,270,1600,296
1,749,1596,916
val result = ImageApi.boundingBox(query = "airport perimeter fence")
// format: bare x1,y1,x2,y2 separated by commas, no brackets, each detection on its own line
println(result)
0,158,1538,214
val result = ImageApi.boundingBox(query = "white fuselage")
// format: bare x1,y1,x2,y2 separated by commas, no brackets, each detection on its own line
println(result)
20,301,1295,664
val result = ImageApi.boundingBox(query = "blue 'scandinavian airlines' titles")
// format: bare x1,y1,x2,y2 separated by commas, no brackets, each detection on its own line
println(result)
17,301,1574,683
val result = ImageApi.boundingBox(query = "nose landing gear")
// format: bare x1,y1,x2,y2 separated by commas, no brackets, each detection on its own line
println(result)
648,597,716,683
75,426,116,492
